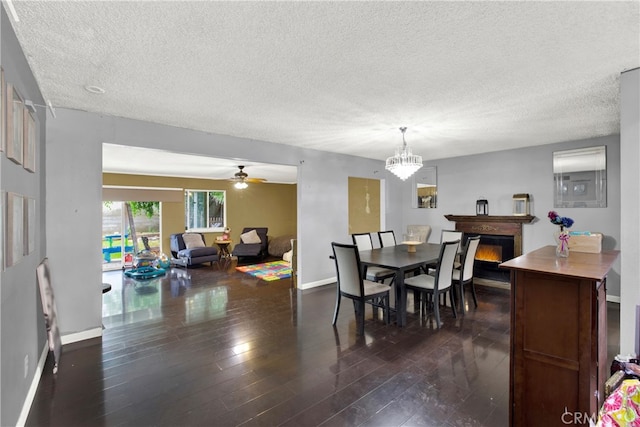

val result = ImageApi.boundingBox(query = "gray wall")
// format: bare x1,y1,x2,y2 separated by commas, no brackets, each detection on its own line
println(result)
46,109,623,343
45,114,104,341
403,135,622,297
1,9,48,426
620,67,640,355
47,109,401,302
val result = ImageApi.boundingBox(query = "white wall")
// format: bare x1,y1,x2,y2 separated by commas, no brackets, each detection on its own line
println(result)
402,135,622,298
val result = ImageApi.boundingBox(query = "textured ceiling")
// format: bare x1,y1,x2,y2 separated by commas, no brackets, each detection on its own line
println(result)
5,1,639,181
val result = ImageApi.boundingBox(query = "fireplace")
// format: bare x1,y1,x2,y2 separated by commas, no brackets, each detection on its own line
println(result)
445,214,535,282
471,234,515,281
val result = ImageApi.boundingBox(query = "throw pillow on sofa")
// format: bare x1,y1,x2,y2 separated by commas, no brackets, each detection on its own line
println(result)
240,229,262,244
268,235,295,257
183,233,206,249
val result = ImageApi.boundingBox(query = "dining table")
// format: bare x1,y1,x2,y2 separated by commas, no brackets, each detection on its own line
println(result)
358,242,442,327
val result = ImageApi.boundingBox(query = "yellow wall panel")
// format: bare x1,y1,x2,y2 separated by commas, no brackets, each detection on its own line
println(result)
348,177,380,235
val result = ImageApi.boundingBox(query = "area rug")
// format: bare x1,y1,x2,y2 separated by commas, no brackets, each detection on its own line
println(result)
236,261,292,281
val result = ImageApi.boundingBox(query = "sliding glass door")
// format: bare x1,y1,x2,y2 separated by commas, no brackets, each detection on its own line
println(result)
102,201,160,271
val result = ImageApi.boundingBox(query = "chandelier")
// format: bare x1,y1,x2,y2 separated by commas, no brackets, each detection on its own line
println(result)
385,127,423,180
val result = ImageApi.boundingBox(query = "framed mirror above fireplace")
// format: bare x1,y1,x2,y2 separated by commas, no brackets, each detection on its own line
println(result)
413,166,437,209
553,146,606,208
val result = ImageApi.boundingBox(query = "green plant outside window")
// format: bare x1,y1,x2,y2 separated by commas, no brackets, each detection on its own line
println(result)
185,190,226,232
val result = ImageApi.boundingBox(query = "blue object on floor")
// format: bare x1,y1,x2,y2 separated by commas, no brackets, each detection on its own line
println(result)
124,267,166,280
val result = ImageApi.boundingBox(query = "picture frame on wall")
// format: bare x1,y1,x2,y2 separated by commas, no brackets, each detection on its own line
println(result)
23,110,36,172
1,68,5,153
6,192,24,267
25,197,35,255
6,84,24,165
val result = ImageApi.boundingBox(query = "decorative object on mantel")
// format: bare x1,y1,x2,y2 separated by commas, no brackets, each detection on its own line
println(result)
512,193,530,216
385,127,423,181
476,198,488,215
548,210,574,257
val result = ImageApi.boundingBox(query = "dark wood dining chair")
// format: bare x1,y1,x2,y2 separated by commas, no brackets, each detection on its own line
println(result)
453,235,481,312
351,233,396,284
331,242,391,335
404,239,459,328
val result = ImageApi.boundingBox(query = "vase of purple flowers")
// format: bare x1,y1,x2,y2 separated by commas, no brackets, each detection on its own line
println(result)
548,211,574,257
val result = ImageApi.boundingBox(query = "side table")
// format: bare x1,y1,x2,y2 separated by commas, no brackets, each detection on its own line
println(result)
215,240,232,258
215,240,233,270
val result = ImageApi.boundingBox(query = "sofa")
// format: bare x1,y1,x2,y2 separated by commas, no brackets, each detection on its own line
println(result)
268,234,296,257
232,227,268,260
170,233,219,267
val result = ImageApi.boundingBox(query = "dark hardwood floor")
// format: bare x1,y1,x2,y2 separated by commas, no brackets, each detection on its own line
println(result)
26,261,620,427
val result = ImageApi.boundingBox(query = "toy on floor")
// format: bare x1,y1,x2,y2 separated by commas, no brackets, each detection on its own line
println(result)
124,266,166,280
156,253,171,269
134,249,157,268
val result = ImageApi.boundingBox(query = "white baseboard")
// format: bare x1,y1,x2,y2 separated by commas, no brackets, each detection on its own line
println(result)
16,344,49,427
298,277,336,290
61,327,103,345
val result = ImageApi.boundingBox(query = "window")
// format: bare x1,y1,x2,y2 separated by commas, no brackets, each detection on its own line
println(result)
185,190,226,232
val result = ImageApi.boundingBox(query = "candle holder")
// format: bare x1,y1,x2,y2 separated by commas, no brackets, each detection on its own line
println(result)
476,198,488,216
402,233,422,253
513,193,530,216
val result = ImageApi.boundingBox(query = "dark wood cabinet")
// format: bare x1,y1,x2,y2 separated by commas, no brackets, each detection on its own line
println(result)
500,246,619,426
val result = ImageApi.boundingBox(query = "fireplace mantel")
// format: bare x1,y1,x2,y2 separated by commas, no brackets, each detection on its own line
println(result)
444,215,535,224
445,214,536,258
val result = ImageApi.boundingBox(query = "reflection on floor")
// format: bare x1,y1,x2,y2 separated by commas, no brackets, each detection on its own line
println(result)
27,263,620,427
102,268,215,328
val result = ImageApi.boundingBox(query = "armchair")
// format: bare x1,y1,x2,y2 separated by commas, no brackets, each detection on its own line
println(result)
232,227,268,260
170,233,219,267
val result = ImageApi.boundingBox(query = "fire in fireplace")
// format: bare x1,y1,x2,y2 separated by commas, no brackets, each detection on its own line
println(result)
471,234,514,282
476,244,502,263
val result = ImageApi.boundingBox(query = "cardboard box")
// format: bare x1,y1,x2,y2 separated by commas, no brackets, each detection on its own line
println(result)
568,233,603,253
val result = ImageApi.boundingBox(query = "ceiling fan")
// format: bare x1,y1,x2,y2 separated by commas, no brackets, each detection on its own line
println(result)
229,165,266,189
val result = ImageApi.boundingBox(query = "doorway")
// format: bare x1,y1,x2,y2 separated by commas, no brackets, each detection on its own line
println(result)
102,201,160,271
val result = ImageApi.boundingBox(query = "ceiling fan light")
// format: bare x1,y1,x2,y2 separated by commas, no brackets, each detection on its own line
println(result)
234,181,248,189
